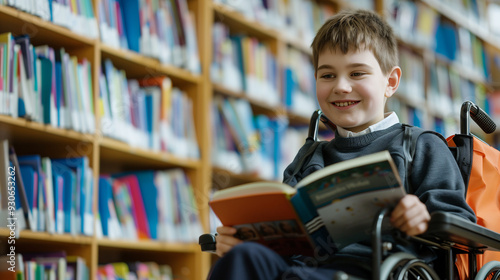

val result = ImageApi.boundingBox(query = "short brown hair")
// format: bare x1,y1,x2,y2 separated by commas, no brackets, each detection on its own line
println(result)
311,9,398,74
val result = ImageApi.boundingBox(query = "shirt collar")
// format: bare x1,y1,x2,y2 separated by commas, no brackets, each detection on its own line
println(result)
336,112,400,138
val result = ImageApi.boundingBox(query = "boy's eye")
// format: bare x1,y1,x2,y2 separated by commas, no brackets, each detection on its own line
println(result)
351,72,365,77
320,74,335,79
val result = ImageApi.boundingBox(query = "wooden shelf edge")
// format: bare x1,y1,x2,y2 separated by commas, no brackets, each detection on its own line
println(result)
213,83,287,114
0,115,95,142
212,2,277,40
99,137,201,169
97,238,199,253
212,166,265,183
0,5,96,45
0,228,93,244
99,43,202,84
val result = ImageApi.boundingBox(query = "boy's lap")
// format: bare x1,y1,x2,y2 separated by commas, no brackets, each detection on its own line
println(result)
215,242,371,279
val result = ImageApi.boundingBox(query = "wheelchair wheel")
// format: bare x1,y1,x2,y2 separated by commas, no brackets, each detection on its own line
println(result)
380,252,440,280
475,261,500,280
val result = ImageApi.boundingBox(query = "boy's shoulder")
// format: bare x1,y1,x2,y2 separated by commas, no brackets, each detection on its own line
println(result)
401,124,446,143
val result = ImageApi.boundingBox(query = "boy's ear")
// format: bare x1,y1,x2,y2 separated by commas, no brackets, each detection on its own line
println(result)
385,66,402,98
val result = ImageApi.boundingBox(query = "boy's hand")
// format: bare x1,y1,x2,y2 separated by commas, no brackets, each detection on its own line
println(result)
390,194,430,236
215,226,242,257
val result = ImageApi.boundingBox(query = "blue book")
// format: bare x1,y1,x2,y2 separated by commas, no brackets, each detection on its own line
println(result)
283,67,297,108
98,176,113,237
434,22,458,61
119,0,141,52
39,57,53,124
18,155,45,231
8,146,33,230
55,61,63,127
51,161,76,234
52,157,89,235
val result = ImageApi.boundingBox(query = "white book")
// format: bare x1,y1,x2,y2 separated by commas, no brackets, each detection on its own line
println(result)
83,167,93,236
41,157,55,234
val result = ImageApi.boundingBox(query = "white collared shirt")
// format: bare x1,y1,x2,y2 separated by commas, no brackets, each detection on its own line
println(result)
336,112,400,138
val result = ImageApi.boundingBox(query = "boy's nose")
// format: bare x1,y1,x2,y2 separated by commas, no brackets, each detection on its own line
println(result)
333,77,352,94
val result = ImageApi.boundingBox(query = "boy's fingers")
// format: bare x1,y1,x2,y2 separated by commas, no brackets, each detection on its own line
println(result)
391,195,419,223
216,234,242,246
391,202,427,226
400,217,429,236
395,208,431,235
217,226,237,235
215,235,242,257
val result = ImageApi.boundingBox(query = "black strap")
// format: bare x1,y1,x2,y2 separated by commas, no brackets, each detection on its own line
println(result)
283,139,321,185
402,125,447,194
402,124,414,194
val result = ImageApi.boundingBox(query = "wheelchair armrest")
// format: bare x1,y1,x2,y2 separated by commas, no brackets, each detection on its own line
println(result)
199,233,217,253
421,211,500,253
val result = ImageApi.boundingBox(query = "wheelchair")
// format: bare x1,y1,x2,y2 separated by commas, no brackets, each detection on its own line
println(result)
200,102,500,280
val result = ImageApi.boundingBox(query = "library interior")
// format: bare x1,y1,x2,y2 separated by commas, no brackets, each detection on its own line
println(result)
0,0,500,279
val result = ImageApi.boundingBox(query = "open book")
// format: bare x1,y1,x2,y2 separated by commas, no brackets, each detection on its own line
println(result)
209,150,406,256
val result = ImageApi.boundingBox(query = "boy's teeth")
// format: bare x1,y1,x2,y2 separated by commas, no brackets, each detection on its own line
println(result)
335,101,357,107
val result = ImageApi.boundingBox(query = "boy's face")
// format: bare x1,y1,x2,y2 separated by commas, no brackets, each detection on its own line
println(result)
315,48,400,133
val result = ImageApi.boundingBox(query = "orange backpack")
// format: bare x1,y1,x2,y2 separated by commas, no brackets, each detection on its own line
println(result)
448,134,500,279
405,101,499,279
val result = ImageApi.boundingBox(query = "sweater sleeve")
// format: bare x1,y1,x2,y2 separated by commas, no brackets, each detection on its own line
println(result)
410,133,476,223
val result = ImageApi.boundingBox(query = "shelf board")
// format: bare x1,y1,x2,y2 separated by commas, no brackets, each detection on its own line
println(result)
0,228,93,244
99,137,201,172
212,83,286,115
212,83,318,127
99,43,201,85
212,3,277,41
97,238,199,253
282,34,312,55
212,166,266,190
0,5,95,48
0,115,94,145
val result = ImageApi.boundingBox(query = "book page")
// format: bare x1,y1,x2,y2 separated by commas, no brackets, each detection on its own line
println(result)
296,150,405,248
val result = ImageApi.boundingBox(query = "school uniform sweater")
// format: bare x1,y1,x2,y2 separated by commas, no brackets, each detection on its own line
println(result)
283,123,476,262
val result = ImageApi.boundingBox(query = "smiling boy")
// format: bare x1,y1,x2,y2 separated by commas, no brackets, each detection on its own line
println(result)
209,9,476,279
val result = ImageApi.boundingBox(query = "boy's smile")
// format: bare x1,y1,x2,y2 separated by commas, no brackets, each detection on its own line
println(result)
315,48,400,133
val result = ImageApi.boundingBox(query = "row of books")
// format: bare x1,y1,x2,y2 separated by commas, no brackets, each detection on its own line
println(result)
96,169,202,242
211,23,280,105
397,45,491,129
387,97,460,138
0,32,95,134
422,0,499,40
211,95,310,181
97,262,172,280
0,252,89,280
214,0,335,47
99,60,199,159
98,0,200,74
282,46,317,118
386,0,490,82
0,0,98,39
0,139,94,236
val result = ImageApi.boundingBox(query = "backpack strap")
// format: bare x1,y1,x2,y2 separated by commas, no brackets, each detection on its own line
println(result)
402,124,447,194
283,139,321,185
402,124,419,194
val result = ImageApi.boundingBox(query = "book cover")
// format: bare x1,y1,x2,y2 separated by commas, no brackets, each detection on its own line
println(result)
209,150,405,256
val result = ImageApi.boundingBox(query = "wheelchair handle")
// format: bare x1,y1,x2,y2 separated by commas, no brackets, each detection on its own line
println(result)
461,101,496,135
199,233,217,253
308,110,336,141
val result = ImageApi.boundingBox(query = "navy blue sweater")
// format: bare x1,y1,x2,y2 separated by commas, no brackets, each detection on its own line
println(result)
283,123,476,261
